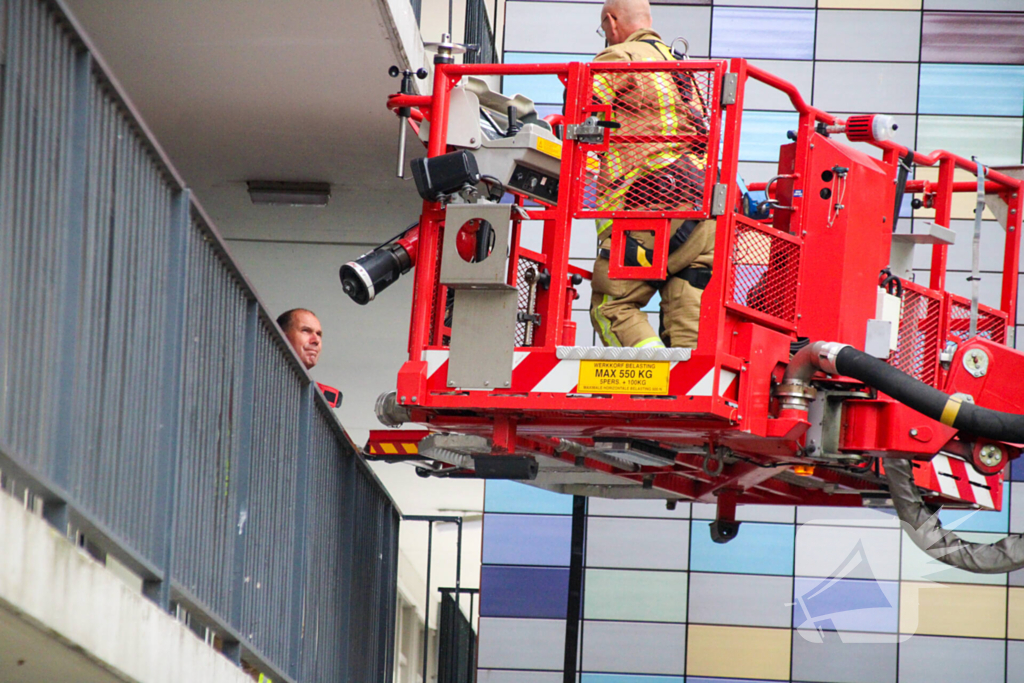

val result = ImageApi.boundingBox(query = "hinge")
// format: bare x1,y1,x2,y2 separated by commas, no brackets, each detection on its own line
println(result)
720,73,738,106
711,183,728,216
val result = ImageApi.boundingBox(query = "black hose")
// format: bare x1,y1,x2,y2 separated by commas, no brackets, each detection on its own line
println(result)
833,346,1024,443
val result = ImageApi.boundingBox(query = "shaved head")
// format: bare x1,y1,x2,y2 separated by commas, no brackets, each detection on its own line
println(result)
600,0,652,45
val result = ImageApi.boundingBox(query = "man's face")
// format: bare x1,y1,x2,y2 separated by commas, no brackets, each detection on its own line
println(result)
284,310,322,370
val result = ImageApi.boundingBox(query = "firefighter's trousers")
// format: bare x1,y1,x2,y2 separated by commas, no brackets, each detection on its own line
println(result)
590,219,715,349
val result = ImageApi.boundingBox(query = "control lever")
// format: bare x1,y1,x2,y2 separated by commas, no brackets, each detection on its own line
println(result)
505,105,522,138
389,65,429,178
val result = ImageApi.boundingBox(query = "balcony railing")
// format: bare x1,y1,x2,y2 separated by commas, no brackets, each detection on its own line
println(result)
0,1,399,682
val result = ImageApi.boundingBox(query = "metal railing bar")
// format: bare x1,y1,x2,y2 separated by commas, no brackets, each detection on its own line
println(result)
145,188,190,609
228,299,259,646
49,0,186,192
287,383,313,680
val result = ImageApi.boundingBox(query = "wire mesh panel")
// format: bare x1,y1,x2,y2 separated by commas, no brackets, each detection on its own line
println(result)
515,255,544,346
947,294,1007,346
0,0,77,474
726,217,801,327
576,65,718,219
240,323,305,669
889,281,943,387
171,216,250,619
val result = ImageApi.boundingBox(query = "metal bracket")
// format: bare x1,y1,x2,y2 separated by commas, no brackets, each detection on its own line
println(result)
711,183,728,216
720,73,738,106
564,115,619,145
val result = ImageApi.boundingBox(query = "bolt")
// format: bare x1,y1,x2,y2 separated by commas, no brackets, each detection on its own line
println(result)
504,381,510,387
448,381,454,387
412,396,417,402
400,395,407,402
979,444,1004,468
484,380,490,386
910,428,918,437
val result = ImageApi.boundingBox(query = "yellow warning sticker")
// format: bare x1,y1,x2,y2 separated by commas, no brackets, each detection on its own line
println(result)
577,360,670,395
536,137,562,160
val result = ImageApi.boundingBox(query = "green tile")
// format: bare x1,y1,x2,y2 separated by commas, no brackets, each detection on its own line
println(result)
583,568,689,622
916,116,1024,166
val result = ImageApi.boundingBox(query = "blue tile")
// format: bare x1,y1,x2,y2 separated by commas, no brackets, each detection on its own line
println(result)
582,675,683,683
737,111,800,163
1011,456,1024,481
938,503,1009,533
793,577,899,634
480,565,569,618
485,480,573,514
483,513,572,565
919,64,1024,117
503,52,591,106
712,8,815,61
689,521,795,575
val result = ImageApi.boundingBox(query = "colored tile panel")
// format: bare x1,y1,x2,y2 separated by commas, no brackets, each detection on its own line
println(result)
587,497,691,518
795,525,901,581
504,3,605,55
1012,483,1024,532
1010,639,1024,674
911,167,1001,222
815,10,922,63
686,625,791,680
793,577,899,634
649,6,713,59
581,621,687,675
737,111,800,163
797,506,901,527
580,676,683,683
1008,587,1024,639
899,581,1007,638
916,115,1024,168
690,521,794,576
478,672,563,683
502,52,591,106
743,60,814,112
820,0,921,7
922,12,1024,64
711,8,815,61
477,617,567,670
938,503,1009,533
901,531,1009,585
898,634,1006,683
483,513,572,565
480,566,569,618
688,573,793,628
927,0,1023,8
919,64,1024,117
484,480,573,515
791,629,898,683
586,517,689,570
691,502,795,523
583,568,688,622
812,62,919,114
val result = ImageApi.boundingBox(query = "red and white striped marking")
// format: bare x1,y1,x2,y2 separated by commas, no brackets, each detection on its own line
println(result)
909,453,1001,510
424,350,738,397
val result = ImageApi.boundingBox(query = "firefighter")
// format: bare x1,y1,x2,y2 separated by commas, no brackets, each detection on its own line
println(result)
589,0,715,349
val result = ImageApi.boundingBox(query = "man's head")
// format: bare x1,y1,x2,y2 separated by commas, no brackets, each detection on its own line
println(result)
277,308,322,370
600,0,652,46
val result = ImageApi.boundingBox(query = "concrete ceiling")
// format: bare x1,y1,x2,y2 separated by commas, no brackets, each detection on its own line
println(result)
63,0,427,245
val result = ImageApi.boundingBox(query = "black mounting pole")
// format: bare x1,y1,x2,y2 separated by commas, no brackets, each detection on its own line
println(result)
404,514,463,683
563,495,587,683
